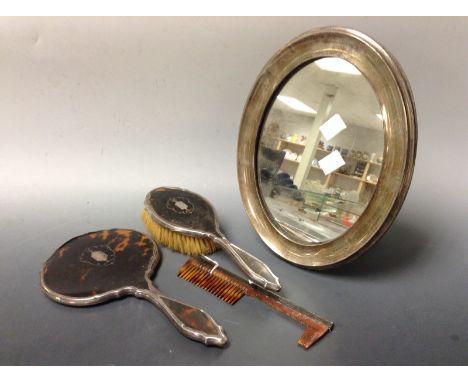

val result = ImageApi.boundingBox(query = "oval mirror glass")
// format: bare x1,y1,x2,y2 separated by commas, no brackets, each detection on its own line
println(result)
257,58,384,243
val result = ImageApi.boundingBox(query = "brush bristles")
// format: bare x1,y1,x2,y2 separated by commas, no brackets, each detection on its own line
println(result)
142,209,218,256
178,261,245,305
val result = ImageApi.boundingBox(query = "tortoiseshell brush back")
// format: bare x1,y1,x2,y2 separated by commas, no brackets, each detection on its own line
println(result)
178,257,333,349
142,186,281,291
40,229,227,347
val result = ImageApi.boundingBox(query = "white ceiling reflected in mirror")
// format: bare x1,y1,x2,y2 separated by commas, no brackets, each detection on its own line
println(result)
257,58,384,243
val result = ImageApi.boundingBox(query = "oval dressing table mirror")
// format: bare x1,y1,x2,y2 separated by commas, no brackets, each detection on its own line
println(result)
237,27,417,268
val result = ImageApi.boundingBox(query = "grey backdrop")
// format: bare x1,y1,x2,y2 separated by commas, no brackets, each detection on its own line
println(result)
0,17,467,365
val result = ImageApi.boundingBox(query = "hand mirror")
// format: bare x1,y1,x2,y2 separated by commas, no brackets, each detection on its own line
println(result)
237,27,417,268
40,229,227,346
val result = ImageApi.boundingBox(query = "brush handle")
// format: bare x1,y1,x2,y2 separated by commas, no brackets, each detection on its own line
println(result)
215,237,281,291
135,288,227,347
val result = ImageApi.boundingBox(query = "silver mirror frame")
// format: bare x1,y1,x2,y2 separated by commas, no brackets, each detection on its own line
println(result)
237,27,417,268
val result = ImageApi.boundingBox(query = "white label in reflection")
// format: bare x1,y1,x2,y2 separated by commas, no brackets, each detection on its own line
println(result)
319,114,347,141
318,150,346,175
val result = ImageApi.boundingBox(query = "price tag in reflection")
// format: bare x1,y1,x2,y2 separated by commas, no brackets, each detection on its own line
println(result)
318,150,345,175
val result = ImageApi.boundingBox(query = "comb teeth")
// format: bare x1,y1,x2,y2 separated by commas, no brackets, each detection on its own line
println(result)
178,260,246,305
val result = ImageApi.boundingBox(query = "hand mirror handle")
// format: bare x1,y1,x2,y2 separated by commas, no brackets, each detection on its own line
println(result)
136,285,227,346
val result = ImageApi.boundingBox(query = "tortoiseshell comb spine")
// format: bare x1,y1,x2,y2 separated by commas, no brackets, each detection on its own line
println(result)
178,257,334,349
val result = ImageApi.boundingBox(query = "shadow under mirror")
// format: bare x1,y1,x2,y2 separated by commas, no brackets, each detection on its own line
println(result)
321,220,427,278
257,57,384,244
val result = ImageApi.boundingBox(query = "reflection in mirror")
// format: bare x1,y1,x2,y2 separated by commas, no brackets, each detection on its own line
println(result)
257,58,384,243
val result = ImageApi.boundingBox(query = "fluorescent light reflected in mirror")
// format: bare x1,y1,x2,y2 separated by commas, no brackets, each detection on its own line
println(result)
318,150,346,176
315,58,361,75
319,114,347,141
277,95,317,114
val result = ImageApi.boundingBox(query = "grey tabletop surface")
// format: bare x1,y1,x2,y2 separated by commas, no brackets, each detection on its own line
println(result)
0,17,467,365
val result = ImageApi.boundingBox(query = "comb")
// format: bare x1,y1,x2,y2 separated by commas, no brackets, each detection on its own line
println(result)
178,257,333,349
